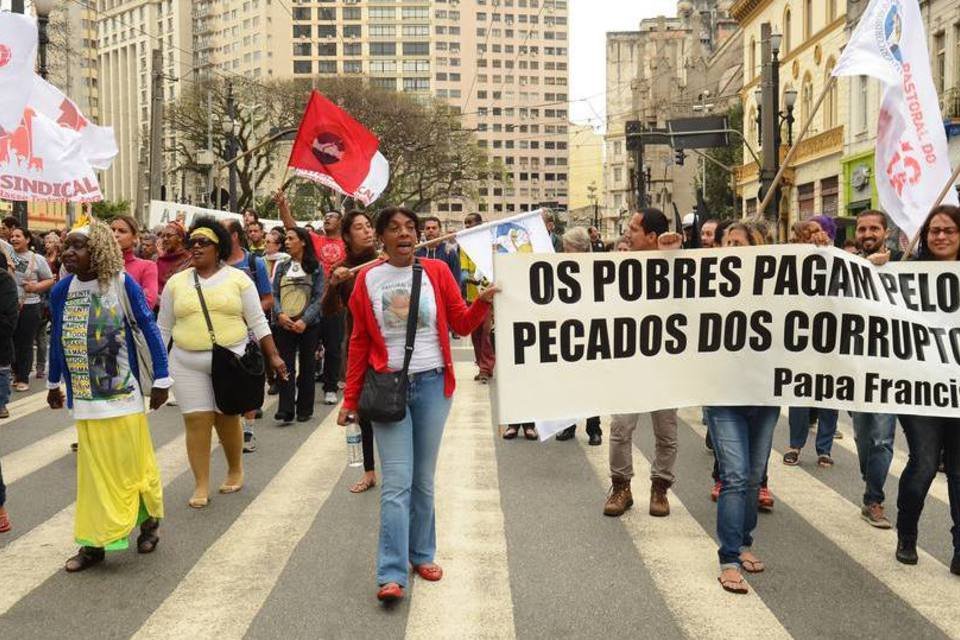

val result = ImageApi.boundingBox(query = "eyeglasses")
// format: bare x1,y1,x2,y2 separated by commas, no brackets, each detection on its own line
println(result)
187,238,216,249
928,227,959,238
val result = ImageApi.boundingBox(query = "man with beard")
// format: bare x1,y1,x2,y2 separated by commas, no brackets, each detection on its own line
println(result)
604,208,680,519
415,216,461,283
850,209,899,529
700,218,719,249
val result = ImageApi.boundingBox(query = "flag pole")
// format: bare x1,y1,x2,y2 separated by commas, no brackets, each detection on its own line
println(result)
756,75,838,226
899,161,960,260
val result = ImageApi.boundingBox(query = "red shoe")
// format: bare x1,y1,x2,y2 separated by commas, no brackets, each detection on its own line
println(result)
758,487,774,512
0,512,10,533
377,583,404,602
710,481,722,502
413,563,443,582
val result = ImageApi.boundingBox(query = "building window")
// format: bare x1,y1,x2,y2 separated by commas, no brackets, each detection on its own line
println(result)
343,61,362,74
803,0,813,39
402,25,429,37
342,7,360,20
318,61,337,74
318,25,336,39
401,7,428,19
821,176,839,217
293,42,311,57
343,25,361,38
369,8,395,19
318,8,335,20
317,43,336,56
857,76,869,133
783,8,792,54
403,78,430,92
370,25,396,37
292,25,311,38
370,42,397,56
824,59,837,129
935,31,946,94
402,42,429,55
798,182,815,218
292,7,310,20
827,0,836,21
293,60,311,74
371,78,396,91
370,60,396,73
344,43,362,56
801,73,813,129
750,36,757,80
403,59,429,72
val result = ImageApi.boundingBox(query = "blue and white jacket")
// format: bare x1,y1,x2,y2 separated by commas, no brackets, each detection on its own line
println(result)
47,273,171,410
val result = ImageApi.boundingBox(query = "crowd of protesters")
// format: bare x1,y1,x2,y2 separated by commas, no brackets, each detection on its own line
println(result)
0,198,956,601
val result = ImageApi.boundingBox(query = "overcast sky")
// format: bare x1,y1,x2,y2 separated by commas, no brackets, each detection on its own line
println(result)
569,0,679,130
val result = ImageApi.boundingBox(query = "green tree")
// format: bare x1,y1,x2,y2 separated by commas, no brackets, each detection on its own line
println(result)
91,199,132,221
697,103,744,220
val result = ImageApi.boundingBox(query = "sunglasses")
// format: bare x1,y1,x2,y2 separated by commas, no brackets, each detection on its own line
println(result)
187,238,216,249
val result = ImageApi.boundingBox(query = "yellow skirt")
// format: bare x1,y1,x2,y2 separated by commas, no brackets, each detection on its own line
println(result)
75,413,164,550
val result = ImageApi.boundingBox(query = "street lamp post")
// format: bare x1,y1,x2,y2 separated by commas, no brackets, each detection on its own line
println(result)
34,0,56,80
780,88,798,146
692,91,715,204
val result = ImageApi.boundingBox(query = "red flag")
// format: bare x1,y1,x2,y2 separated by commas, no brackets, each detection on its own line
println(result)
287,91,383,198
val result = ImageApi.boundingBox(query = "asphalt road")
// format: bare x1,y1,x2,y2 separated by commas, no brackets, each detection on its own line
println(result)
0,348,957,640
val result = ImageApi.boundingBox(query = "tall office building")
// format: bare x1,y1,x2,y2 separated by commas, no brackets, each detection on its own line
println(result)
96,0,193,209
287,0,570,225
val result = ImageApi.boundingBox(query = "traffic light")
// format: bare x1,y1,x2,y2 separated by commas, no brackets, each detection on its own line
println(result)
675,149,685,166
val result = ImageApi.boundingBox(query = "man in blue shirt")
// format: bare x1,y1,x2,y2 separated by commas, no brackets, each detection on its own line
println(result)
415,216,461,284
222,219,274,453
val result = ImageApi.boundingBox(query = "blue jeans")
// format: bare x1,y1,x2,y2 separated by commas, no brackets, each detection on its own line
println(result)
0,365,10,410
788,407,838,455
372,368,452,587
708,405,779,569
897,415,960,550
851,412,896,506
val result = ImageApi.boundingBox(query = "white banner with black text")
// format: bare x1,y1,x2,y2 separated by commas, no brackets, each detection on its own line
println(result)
491,246,960,424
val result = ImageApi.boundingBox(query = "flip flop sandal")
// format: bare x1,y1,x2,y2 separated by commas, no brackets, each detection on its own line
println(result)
817,455,834,468
782,449,800,466
718,574,749,594
503,426,519,440
65,547,105,573
740,557,765,574
349,477,377,494
137,518,160,554
523,426,539,440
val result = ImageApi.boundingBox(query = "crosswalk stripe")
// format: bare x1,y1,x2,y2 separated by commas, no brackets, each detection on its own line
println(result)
831,415,951,506
0,392,52,428
0,431,213,616
679,408,960,640
3,425,75,485
579,418,793,640
130,411,346,640
405,365,516,640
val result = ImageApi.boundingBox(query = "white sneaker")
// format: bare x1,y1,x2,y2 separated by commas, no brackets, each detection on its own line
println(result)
324,391,338,405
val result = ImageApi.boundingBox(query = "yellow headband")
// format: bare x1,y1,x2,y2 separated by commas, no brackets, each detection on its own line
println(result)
189,228,220,244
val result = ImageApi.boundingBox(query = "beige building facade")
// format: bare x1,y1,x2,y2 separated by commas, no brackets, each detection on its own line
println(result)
732,0,847,233
567,123,602,212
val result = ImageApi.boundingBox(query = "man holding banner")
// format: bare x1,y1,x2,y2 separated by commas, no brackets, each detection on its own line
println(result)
604,209,680,519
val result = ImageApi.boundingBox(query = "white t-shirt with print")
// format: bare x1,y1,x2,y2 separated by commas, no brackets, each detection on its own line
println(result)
365,263,443,373
62,277,143,419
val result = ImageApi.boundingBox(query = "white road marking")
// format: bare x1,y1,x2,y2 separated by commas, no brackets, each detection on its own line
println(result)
405,364,516,640
130,411,347,640
682,408,960,640
3,426,76,484
580,417,793,640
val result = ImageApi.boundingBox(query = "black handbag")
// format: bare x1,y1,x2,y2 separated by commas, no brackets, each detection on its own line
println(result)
193,270,266,415
359,260,423,423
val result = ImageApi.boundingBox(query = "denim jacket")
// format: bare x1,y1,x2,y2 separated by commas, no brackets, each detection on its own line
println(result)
271,260,325,327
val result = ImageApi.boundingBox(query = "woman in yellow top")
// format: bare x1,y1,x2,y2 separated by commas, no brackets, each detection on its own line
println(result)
158,217,287,509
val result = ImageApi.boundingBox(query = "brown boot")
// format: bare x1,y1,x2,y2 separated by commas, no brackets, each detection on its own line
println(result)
649,478,671,517
603,477,633,517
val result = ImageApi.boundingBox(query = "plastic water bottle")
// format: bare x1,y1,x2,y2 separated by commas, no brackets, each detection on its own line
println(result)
346,421,363,467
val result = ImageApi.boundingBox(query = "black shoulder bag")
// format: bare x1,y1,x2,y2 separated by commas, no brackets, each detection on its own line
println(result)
193,270,266,415
359,260,423,423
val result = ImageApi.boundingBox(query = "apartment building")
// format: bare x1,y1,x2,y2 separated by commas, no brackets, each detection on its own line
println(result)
287,0,571,226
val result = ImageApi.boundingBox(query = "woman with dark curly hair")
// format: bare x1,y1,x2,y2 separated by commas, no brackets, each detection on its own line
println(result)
271,226,325,423
157,216,287,509
46,216,172,572
896,205,960,576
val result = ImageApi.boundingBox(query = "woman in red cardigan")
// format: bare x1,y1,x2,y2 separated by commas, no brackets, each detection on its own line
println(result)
338,207,496,603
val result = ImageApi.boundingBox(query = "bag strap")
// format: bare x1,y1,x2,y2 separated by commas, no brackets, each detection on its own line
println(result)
192,269,218,345
400,260,423,376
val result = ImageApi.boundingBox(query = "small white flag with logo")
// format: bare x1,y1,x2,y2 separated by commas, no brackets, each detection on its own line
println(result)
0,13,38,132
455,209,553,282
30,75,118,170
832,0,958,239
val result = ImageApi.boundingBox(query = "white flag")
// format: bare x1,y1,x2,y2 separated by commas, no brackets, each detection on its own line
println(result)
0,107,103,203
0,13,38,132
455,209,553,281
832,0,958,239
30,75,118,170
